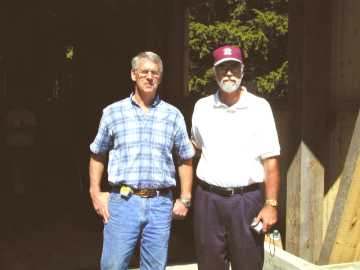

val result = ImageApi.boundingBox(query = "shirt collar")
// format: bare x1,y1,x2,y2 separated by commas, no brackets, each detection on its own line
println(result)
130,92,161,108
213,87,249,110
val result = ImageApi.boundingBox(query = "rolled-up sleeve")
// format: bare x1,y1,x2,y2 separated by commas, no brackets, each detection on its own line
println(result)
90,111,113,154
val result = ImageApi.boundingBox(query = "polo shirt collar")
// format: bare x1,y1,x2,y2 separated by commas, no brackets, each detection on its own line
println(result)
130,92,161,108
213,87,249,110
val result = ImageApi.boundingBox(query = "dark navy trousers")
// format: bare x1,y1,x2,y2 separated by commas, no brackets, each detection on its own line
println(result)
194,184,265,270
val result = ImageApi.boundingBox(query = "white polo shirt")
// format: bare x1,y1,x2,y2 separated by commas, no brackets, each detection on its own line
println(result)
191,88,280,188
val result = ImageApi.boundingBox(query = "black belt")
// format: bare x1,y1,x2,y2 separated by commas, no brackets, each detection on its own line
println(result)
111,185,172,198
197,179,260,196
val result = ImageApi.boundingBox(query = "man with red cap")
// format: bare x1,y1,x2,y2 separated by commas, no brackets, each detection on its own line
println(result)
191,45,281,270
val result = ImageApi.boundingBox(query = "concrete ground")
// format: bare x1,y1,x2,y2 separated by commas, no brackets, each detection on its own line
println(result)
130,264,197,270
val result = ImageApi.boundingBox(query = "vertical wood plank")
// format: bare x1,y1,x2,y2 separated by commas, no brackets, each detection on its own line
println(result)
350,0,360,99
286,0,304,257
165,0,186,104
287,0,332,263
324,0,360,249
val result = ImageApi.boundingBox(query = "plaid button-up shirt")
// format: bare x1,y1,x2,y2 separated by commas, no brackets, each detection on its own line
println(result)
90,94,195,189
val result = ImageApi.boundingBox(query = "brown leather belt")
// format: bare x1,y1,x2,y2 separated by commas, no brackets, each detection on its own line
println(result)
111,185,172,198
197,179,260,196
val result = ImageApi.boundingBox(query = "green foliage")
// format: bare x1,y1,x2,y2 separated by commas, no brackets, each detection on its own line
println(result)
188,0,288,98
256,60,288,96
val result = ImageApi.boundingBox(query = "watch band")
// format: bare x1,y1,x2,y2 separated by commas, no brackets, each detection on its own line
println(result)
179,197,191,208
265,199,278,207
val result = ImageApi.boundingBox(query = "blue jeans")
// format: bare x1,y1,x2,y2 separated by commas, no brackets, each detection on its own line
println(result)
101,192,173,270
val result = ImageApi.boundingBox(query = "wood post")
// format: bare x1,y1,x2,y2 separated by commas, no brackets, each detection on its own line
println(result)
286,0,332,263
165,0,186,105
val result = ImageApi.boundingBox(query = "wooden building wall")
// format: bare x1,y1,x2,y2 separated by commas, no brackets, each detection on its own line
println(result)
321,0,360,264
285,0,360,265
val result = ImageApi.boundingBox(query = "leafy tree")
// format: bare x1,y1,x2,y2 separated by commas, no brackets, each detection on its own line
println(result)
188,0,288,98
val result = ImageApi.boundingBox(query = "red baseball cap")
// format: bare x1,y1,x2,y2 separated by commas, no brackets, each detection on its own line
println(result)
213,45,243,66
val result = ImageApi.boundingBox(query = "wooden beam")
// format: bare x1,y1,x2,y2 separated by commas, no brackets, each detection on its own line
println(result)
286,143,324,261
330,101,360,112
319,110,360,264
323,0,360,253
286,0,332,262
166,0,186,105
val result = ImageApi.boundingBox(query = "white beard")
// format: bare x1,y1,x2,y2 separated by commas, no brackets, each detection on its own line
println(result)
218,77,242,93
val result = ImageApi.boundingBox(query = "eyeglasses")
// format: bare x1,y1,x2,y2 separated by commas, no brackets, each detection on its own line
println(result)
136,69,161,79
215,62,243,75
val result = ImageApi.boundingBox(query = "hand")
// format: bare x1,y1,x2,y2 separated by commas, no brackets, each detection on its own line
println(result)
90,191,110,223
256,205,278,233
172,199,189,220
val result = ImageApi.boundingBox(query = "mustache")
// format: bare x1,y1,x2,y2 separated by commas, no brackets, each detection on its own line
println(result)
221,78,238,83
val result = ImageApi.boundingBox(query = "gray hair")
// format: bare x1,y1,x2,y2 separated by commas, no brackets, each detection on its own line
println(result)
131,51,163,73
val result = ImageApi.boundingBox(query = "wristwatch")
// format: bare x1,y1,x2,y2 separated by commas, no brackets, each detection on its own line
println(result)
265,199,278,207
179,197,191,208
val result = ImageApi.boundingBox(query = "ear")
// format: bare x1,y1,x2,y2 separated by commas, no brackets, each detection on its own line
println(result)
158,73,163,84
240,64,245,80
131,69,137,82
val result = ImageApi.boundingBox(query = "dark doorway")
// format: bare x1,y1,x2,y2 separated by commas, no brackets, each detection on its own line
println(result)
0,1,195,269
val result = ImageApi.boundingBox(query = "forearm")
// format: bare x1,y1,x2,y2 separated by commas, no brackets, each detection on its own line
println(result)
257,156,280,231
89,153,111,222
89,153,106,194
263,157,281,201
177,159,193,199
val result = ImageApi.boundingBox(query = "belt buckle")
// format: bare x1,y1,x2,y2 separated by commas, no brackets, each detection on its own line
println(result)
139,189,150,198
139,189,156,198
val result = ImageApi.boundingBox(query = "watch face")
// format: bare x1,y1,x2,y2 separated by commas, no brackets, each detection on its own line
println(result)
270,202,277,207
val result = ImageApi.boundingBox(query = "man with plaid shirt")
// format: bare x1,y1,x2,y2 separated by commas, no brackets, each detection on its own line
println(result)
89,51,194,270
